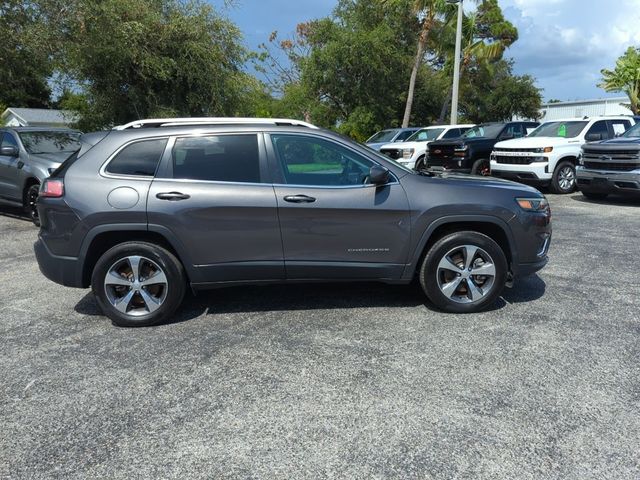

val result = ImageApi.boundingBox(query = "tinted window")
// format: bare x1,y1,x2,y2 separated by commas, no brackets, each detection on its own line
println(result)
1,132,18,149
271,134,374,186
172,134,260,183
502,124,524,139
106,138,167,176
367,130,398,143
462,124,504,139
395,130,415,141
528,121,588,138
586,121,608,140
623,122,640,138
442,128,461,139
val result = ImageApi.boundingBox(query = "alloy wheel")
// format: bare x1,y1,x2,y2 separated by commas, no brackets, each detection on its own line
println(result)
104,255,168,316
27,186,39,222
436,245,497,304
558,165,576,192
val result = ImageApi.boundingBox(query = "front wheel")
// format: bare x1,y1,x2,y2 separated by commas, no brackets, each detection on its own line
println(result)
471,159,491,176
414,155,427,171
25,183,41,226
419,231,507,313
550,161,576,194
91,242,186,327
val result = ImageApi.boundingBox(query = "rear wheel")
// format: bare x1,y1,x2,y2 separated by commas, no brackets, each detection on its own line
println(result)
419,231,507,313
471,159,491,176
581,191,608,201
24,183,41,226
550,161,576,194
91,242,186,327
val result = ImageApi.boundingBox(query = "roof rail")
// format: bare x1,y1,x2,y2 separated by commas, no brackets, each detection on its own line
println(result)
113,117,318,130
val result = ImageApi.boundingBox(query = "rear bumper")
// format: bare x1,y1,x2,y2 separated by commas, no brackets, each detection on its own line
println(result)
576,167,640,195
34,238,85,288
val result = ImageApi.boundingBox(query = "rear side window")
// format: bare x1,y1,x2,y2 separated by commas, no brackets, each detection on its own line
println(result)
171,134,260,183
443,128,461,139
106,138,167,176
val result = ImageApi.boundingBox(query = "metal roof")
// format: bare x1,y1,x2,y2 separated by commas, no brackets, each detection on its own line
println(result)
1,108,78,125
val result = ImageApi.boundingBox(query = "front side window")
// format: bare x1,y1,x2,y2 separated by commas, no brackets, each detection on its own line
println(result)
395,130,415,141
610,120,631,137
18,131,80,154
106,138,167,177
271,134,375,186
586,121,608,139
442,128,461,139
172,134,260,183
502,124,524,139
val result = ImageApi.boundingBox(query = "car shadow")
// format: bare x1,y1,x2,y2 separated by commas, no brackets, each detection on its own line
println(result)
570,193,640,206
0,204,31,222
74,274,547,326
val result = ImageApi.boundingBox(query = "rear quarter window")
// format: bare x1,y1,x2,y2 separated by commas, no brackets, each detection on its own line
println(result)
105,138,168,177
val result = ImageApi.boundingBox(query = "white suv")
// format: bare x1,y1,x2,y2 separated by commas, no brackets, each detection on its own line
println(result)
490,116,635,194
379,124,474,170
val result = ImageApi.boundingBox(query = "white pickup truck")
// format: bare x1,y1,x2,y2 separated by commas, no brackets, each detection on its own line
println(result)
490,116,635,193
379,124,474,170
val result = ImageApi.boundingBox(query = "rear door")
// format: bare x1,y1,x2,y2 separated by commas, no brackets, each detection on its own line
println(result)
608,119,632,138
267,132,411,280
147,132,284,284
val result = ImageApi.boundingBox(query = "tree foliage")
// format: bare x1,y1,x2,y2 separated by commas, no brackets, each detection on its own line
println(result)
599,46,640,115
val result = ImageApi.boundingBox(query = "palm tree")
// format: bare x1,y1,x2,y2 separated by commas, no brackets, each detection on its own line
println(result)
599,47,640,115
400,0,451,128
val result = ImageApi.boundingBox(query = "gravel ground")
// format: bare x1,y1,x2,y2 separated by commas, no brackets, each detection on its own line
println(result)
1,193,639,479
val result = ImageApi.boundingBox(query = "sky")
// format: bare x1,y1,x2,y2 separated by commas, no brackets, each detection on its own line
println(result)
212,0,640,102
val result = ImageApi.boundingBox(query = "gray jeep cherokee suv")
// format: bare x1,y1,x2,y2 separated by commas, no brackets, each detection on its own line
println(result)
34,118,551,327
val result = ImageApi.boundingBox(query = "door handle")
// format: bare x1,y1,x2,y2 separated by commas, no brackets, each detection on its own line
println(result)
156,191,190,201
283,194,316,203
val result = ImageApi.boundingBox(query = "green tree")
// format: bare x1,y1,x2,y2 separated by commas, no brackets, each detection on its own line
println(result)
42,0,250,130
599,46,640,115
0,1,52,107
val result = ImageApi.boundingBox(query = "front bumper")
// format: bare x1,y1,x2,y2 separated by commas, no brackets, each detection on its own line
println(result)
490,161,552,184
577,167,640,195
34,238,85,288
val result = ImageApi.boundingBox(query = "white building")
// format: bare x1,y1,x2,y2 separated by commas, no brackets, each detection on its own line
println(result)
539,97,633,122
1,107,78,127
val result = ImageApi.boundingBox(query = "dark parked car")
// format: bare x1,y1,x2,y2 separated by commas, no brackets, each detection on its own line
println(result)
0,127,81,225
426,122,540,176
35,118,551,327
577,120,640,199
365,127,421,151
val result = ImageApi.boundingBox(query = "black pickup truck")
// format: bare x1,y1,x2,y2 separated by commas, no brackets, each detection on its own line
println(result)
426,121,540,175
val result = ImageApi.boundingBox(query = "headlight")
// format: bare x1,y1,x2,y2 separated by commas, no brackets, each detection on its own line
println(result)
454,145,468,152
402,148,415,159
532,147,553,153
516,197,549,212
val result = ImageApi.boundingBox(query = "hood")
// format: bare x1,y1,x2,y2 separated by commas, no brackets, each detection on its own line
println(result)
380,140,428,150
365,142,388,151
494,137,580,149
597,136,640,146
414,170,541,195
28,151,73,167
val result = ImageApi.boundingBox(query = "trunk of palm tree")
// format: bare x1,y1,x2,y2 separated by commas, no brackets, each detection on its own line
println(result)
402,28,429,128
438,87,452,123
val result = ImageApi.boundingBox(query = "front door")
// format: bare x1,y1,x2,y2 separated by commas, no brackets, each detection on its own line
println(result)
147,132,284,284
267,133,411,280
0,132,21,200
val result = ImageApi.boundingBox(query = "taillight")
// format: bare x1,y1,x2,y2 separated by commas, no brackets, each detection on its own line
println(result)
40,179,64,198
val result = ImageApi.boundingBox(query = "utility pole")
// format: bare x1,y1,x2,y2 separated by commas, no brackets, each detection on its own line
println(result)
448,0,463,125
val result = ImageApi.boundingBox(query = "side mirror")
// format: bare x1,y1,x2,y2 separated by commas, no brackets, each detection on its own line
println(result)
585,133,603,142
368,165,390,185
0,145,18,157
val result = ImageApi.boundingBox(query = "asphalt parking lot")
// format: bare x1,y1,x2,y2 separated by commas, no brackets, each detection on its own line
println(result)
1,193,639,479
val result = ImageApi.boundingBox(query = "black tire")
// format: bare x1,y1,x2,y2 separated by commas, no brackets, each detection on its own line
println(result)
471,158,490,176
91,242,186,327
24,183,41,227
419,231,507,313
581,191,608,201
550,160,576,194
414,155,426,171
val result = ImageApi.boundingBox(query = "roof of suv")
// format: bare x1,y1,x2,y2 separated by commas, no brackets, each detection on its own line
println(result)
113,117,318,130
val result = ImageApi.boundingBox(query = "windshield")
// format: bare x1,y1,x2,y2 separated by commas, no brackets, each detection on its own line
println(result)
367,129,398,143
462,124,504,139
623,122,640,138
528,121,588,138
407,128,445,142
19,131,81,154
